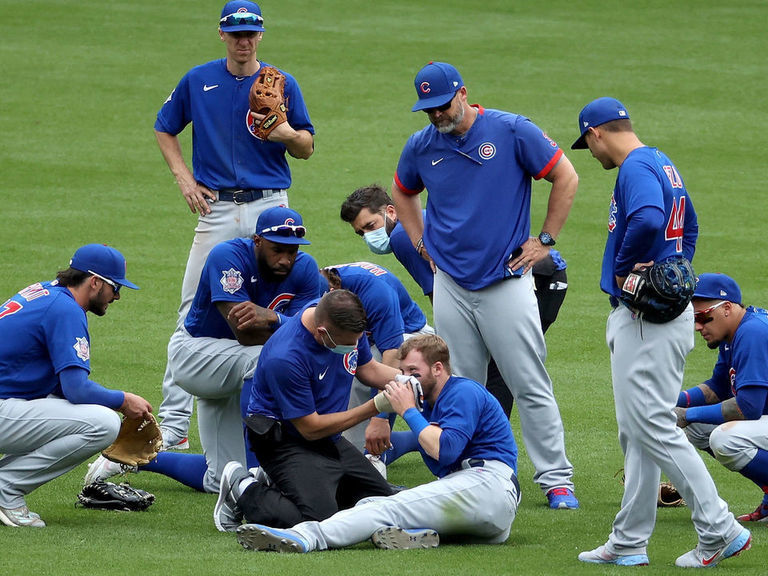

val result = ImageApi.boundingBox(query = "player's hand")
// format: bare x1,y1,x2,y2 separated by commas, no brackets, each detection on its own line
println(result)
227,301,275,330
249,111,297,143
673,406,689,428
177,176,215,216
384,379,417,416
507,237,550,275
616,260,654,290
364,417,392,455
120,392,153,419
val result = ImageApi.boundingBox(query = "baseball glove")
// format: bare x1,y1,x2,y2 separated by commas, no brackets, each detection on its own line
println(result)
658,481,686,508
249,66,287,140
77,481,155,512
102,413,163,467
620,256,695,324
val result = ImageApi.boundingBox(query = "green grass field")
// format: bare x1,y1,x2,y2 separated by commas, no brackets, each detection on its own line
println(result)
1,0,766,573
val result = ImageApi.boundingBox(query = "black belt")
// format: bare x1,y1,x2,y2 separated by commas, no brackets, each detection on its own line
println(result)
217,188,282,204
466,458,521,498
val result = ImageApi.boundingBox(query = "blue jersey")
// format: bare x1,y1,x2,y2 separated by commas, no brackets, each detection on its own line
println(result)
706,306,768,415
330,262,427,351
0,282,90,399
246,301,373,441
184,238,320,339
394,106,563,290
155,59,314,191
601,147,698,297
389,214,434,296
418,376,518,478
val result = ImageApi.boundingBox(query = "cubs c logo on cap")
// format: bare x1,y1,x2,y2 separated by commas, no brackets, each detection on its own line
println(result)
284,217,295,225
420,82,431,94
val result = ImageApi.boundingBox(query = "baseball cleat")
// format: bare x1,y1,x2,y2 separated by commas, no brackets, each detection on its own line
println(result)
365,453,387,479
547,487,580,509
0,505,46,528
736,497,768,523
214,461,250,532
237,523,309,553
84,455,136,485
371,526,439,550
160,427,189,451
577,545,648,566
675,527,752,568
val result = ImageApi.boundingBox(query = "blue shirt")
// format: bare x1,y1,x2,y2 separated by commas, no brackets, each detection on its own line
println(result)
394,106,563,290
155,60,314,191
389,215,434,296
705,306,768,416
330,262,427,351
0,282,90,399
246,301,373,442
601,147,698,297
418,376,518,478
184,238,319,339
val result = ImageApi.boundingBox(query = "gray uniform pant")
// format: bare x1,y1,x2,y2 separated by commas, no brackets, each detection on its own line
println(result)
342,325,435,453
433,268,573,493
685,417,768,472
294,459,519,550
604,304,741,555
158,191,288,438
0,397,120,508
168,327,262,493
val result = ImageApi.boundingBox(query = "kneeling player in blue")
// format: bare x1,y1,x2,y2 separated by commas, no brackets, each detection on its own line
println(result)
213,290,405,532
675,273,768,525
0,245,152,527
84,207,319,493
319,262,432,473
234,333,520,552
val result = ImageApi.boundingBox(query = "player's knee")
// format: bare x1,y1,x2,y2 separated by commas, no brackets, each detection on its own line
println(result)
708,425,743,470
87,407,122,448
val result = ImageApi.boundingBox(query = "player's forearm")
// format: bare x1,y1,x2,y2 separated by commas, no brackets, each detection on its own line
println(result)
155,130,194,183
402,407,441,459
391,184,424,248
292,402,379,441
357,360,402,391
540,155,578,239
283,129,314,159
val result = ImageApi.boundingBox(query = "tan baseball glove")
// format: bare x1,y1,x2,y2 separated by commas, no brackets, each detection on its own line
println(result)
658,481,686,508
102,413,163,467
249,66,287,140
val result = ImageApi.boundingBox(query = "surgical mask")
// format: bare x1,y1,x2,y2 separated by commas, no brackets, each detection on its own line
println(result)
363,227,392,255
319,327,357,355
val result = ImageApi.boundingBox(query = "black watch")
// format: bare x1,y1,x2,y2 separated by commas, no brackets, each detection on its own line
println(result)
538,231,556,246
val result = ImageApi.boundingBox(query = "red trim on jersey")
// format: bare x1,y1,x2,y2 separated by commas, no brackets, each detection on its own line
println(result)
470,104,485,114
535,148,563,180
393,172,423,195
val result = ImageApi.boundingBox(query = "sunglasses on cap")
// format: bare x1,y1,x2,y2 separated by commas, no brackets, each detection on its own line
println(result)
694,300,727,325
219,12,263,27
89,270,120,294
259,224,307,238
424,92,457,114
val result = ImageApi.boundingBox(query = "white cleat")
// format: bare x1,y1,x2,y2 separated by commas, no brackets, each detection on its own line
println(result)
84,455,136,485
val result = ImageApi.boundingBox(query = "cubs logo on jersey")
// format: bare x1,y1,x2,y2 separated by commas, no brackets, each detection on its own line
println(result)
343,348,359,375
220,268,244,294
267,292,295,313
73,337,90,362
478,142,496,160
608,193,618,232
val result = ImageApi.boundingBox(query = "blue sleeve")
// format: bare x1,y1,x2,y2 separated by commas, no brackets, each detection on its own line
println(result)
390,224,434,296
514,116,563,180
44,299,91,375
394,134,425,194
685,404,724,425
615,205,665,276
59,366,124,409
154,72,191,135
282,70,314,134
435,393,479,465
358,279,405,352
206,243,251,304
683,196,698,262
283,254,321,315
736,386,768,420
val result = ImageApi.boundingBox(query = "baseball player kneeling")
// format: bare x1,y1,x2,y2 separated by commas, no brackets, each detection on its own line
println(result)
234,334,520,552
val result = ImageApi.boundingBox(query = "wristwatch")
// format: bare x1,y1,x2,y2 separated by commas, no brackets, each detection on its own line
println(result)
538,231,556,246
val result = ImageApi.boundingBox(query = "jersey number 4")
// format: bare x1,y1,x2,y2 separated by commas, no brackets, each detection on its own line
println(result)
0,300,22,320
665,197,686,253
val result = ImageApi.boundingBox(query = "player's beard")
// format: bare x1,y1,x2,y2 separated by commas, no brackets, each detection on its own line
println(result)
432,105,465,134
257,252,292,283
88,285,110,316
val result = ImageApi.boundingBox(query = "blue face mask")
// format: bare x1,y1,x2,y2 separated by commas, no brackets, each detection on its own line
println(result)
363,226,392,255
319,328,357,355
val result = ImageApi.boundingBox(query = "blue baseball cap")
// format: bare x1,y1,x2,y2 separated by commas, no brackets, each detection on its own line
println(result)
693,273,742,303
255,206,311,245
411,62,463,112
571,97,630,149
219,1,265,33
69,244,140,290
